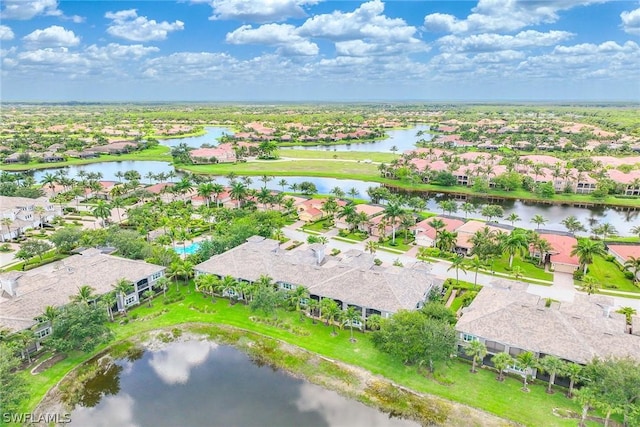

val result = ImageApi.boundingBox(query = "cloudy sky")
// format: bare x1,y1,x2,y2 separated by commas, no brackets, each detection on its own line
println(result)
1,0,639,101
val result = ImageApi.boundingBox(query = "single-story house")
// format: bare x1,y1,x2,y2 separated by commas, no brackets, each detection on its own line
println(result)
190,144,237,164
194,236,441,321
607,243,640,266
531,231,580,273
334,204,384,231
456,286,639,379
413,216,465,247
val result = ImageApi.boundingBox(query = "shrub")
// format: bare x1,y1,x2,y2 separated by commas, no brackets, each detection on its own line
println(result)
573,270,583,281
624,271,635,280
605,255,615,262
330,248,341,256
374,258,382,266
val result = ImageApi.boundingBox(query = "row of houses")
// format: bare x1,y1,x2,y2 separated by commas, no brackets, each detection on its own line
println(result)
2,141,142,164
404,149,640,195
0,248,166,340
0,196,62,241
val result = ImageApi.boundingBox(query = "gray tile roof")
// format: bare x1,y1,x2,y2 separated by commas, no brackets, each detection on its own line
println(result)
0,249,164,333
457,287,640,364
195,236,439,313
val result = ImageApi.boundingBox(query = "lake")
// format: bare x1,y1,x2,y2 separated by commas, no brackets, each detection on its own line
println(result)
159,126,234,148
282,125,432,152
68,340,416,427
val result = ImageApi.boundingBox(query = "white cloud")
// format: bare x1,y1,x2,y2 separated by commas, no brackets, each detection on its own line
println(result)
226,24,318,56
148,341,217,385
425,0,609,34
517,41,640,79
335,39,426,57
0,0,60,20
70,394,139,427
207,0,318,23
621,7,640,36
105,9,184,42
23,25,80,47
438,30,574,53
0,25,15,41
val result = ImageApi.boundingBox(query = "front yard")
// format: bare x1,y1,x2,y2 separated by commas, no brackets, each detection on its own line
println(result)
584,255,640,293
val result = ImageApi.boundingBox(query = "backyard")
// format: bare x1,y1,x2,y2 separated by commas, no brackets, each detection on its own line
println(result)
17,284,602,427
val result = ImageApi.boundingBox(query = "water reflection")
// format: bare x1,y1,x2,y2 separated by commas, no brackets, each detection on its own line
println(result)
283,125,432,152
69,341,418,427
149,340,217,385
159,127,233,148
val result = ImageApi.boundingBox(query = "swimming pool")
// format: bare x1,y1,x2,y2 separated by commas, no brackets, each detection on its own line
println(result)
174,242,201,255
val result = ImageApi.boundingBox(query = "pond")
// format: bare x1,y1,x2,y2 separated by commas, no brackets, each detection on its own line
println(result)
282,124,432,153
159,126,234,148
68,340,417,427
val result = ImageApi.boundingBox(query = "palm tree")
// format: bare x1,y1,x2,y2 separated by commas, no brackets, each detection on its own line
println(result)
14,329,35,363
197,182,214,208
142,289,154,307
631,225,640,239
365,240,378,254
277,179,288,193
307,299,319,323
102,292,117,321
437,230,458,253
259,174,272,189
598,222,618,240
288,285,309,319
530,214,547,230
113,278,134,314
579,275,599,295
465,340,487,373
506,213,520,226
624,256,640,285
229,181,248,208
41,172,57,194
448,255,467,285
383,202,404,245
564,362,583,398
320,298,340,334
617,306,637,327
347,187,359,201
211,182,225,208
72,285,95,305
501,230,529,268
460,202,475,218
92,200,111,228
516,351,537,392
365,314,382,331
537,355,564,394
342,306,362,342
428,218,445,248
562,215,586,234
469,255,484,289
37,305,59,328
491,352,513,382
330,186,345,198
571,239,605,275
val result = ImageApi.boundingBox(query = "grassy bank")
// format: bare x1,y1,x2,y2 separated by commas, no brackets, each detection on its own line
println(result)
20,285,591,427
0,146,172,172
280,149,397,162
181,159,640,208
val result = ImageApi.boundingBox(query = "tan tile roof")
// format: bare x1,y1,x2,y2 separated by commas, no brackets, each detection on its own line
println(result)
0,250,164,333
457,287,639,364
195,237,440,313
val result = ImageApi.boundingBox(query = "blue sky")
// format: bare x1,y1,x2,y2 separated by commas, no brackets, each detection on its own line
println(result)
1,0,639,101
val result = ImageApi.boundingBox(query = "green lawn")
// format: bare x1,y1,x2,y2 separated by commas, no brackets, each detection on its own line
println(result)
280,149,398,162
302,218,333,232
338,230,368,241
378,236,413,252
585,255,640,293
18,285,591,427
488,254,553,282
181,159,379,179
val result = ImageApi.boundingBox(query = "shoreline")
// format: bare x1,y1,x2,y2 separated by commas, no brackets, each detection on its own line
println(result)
33,323,516,427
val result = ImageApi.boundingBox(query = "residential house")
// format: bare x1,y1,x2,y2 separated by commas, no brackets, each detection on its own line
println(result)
0,248,165,343
606,244,640,277
413,216,465,247
194,236,441,322
608,169,640,196
453,220,508,255
298,198,345,223
189,143,237,164
0,196,62,241
334,204,384,231
531,231,580,273
456,286,639,381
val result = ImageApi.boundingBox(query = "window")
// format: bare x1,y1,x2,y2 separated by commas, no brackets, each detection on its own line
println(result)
151,271,163,281
35,327,51,339
125,294,137,305
462,333,477,342
280,282,293,290
510,364,526,373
